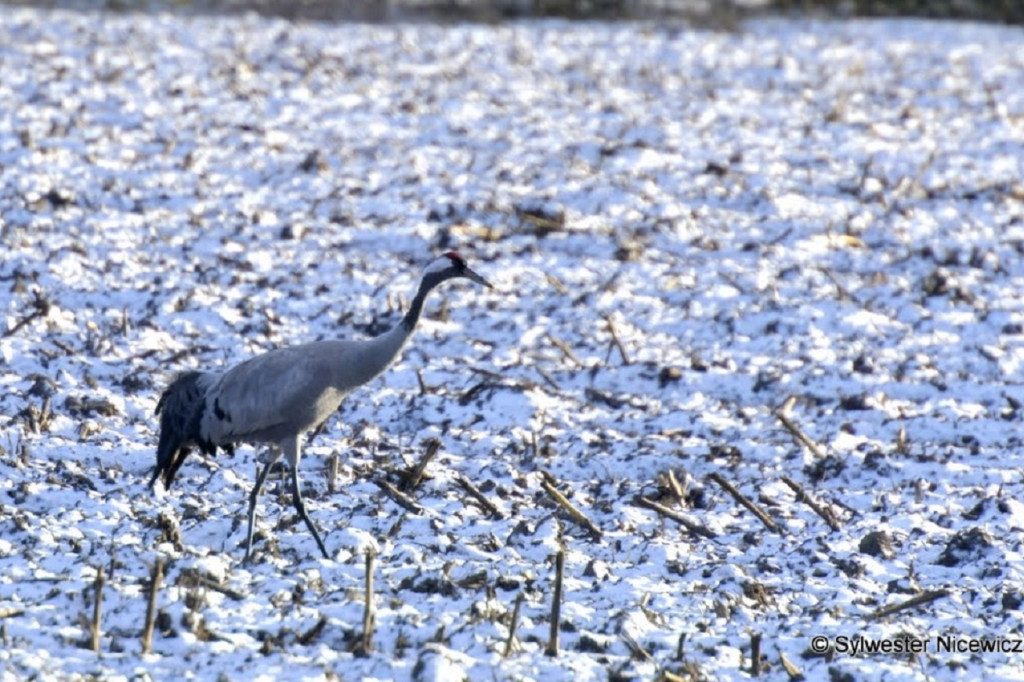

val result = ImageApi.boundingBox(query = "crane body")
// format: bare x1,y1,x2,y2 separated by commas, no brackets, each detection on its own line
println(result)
151,253,491,561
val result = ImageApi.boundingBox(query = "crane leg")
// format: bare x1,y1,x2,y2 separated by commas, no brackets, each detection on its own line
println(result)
244,457,275,564
291,465,329,560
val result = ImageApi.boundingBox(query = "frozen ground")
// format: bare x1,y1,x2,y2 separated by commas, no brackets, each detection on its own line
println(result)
2,7,1024,681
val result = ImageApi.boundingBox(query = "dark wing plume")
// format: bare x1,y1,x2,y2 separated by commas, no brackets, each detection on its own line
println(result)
151,371,217,489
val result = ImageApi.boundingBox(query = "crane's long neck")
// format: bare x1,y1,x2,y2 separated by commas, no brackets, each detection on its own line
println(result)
400,273,443,333
339,272,447,389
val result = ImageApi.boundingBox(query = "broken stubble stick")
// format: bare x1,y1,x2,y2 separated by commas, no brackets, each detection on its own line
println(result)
297,615,328,646
781,476,842,531
633,497,717,540
775,400,828,460
750,632,762,676
361,549,376,654
456,474,503,519
779,649,803,680
326,453,339,495
503,593,524,658
867,588,950,621
402,438,441,491
707,472,783,534
91,565,104,653
545,550,564,658
374,479,424,514
540,478,602,539
180,568,247,601
141,558,164,654
603,315,631,365
666,469,687,504
817,265,859,304
620,630,653,662
3,290,50,339
546,333,582,367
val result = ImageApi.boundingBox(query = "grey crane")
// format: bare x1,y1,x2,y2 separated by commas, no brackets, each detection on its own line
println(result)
151,252,491,561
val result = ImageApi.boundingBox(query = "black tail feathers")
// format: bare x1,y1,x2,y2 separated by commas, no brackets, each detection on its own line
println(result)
151,371,211,490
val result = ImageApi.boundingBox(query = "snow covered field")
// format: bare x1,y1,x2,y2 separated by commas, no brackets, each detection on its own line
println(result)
2,7,1024,680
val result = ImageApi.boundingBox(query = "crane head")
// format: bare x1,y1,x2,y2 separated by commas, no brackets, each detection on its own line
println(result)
424,251,493,289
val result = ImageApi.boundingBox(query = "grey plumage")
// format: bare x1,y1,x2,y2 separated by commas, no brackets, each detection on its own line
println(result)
152,252,491,561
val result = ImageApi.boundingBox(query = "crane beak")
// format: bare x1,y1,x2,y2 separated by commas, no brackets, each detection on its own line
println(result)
464,267,493,290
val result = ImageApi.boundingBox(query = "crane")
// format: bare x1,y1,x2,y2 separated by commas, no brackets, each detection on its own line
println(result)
150,252,492,562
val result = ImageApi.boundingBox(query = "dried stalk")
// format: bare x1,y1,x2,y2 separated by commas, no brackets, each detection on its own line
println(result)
326,453,339,495
779,650,803,680
750,632,762,676
3,290,50,338
503,593,524,658
621,630,653,662
374,479,424,514
816,265,858,303
603,315,631,365
297,615,328,646
535,366,561,391
545,551,564,657
867,589,949,620
91,566,104,652
707,472,783,534
401,438,441,491
781,476,842,531
546,333,582,367
141,558,164,654
456,475,503,519
775,398,828,459
666,469,686,504
633,497,717,539
180,569,247,601
361,549,376,654
540,478,602,538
